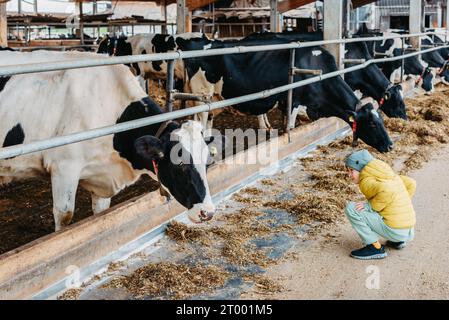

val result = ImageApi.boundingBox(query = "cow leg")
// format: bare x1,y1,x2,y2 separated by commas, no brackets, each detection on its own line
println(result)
51,164,81,231
91,194,111,214
289,106,301,129
258,115,268,130
263,114,272,130
257,114,272,131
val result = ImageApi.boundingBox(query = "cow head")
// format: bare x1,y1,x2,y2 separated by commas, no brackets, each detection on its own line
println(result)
175,33,211,51
381,84,407,120
349,103,393,153
420,67,435,93
96,35,132,56
135,120,222,223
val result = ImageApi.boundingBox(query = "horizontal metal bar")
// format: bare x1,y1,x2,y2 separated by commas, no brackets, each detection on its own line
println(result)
343,58,366,64
0,43,447,160
0,32,441,77
292,68,322,75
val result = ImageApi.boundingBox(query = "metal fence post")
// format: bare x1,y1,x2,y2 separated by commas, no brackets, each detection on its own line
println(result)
286,48,296,143
401,36,405,83
166,60,175,112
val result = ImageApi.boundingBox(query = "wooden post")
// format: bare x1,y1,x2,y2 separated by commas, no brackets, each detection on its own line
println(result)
409,0,422,50
323,0,346,70
176,0,186,34
161,0,168,34
185,10,192,33
79,1,85,45
0,3,7,47
18,0,22,14
270,0,280,32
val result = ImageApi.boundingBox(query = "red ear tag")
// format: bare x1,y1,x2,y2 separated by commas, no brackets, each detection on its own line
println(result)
152,159,159,177
379,98,385,106
352,119,357,133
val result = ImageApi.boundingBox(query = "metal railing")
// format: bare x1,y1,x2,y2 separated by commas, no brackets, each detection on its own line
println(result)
0,32,437,77
0,31,447,160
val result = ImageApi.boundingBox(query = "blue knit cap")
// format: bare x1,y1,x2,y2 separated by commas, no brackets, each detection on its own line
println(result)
345,149,374,172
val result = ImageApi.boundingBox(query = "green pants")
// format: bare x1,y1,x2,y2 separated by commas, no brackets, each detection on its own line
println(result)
345,202,415,245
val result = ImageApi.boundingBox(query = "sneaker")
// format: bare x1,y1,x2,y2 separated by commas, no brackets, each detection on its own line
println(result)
386,241,406,250
350,244,388,260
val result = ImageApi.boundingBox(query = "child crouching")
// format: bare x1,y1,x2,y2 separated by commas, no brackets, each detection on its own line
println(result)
344,149,416,260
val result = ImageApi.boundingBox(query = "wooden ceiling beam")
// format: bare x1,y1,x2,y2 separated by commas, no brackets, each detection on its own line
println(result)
352,0,378,9
186,0,220,11
278,0,378,14
278,0,315,14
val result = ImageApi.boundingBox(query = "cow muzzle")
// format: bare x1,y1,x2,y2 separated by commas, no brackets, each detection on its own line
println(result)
187,203,215,223
188,210,215,223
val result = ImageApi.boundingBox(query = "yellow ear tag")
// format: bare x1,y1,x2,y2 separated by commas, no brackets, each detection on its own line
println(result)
349,116,354,123
210,146,217,157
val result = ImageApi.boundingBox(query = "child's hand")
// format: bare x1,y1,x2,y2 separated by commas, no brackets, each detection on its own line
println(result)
355,202,366,212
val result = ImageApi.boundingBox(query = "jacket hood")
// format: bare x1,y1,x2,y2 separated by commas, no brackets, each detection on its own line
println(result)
360,159,396,181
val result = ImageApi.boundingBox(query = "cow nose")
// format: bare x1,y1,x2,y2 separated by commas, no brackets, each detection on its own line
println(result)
187,209,215,223
199,210,214,222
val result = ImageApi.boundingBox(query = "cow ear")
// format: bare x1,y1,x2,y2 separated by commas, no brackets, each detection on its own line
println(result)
134,136,165,161
175,37,187,49
166,36,176,50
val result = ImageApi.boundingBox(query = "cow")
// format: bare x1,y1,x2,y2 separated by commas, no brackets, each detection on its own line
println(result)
243,31,407,120
427,31,449,60
0,50,220,230
421,36,449,84
356,29,436,93
176,35,393,152
96,33,209,81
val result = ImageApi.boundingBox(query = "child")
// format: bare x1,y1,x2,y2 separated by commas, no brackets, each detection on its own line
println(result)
344,149,416,260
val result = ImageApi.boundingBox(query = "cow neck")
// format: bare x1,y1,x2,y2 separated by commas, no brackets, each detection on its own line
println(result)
416,67,428,86
151,123,176,200
378,83,394,107
438,60,449,75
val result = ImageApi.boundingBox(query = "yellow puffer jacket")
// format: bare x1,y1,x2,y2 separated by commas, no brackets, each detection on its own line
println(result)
359,159,416,229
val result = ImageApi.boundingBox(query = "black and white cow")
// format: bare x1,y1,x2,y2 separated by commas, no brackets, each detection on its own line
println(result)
177,35,393,152
421,36,449,84
97,33,208,81
244,31,407,119
357,30,436,93
427,31,449,60
345,40,407,119
0,50,219,230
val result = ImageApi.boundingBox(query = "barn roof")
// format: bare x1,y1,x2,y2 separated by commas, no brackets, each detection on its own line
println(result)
69,0,380,12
